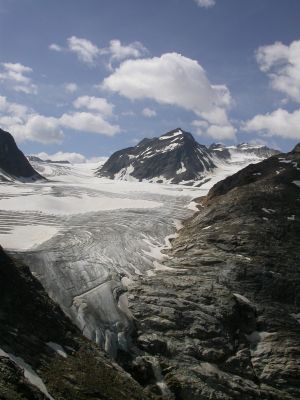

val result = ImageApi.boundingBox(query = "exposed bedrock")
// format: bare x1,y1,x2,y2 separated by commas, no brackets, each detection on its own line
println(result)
124,146,300,399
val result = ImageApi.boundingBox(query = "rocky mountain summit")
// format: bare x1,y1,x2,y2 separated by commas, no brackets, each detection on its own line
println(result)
0,246,155,400
28,155,71,164
96,128,278,186
125,144,300,399
0,128,44,182
210,142,280,159
96,128,218,185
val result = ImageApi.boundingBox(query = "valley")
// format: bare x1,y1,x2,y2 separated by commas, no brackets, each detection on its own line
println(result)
0,151,262,357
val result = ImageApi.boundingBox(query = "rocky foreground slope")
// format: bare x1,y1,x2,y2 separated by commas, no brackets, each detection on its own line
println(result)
0,128,44,182
125,144,300,399
0,247,155,400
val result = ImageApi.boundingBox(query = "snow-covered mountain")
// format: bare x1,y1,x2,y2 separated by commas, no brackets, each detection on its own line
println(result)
96,128,279,186
96,128,218,185
210,142,280,159
0,128,44,182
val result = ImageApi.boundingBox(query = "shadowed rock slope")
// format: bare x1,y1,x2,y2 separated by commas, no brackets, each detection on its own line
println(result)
0,128,44,181
0,247,155,400
126,144,300,399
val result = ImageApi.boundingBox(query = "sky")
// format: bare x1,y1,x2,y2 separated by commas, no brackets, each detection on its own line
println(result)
1,0,300,162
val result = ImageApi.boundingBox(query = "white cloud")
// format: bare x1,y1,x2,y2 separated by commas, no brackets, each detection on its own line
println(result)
194,0,216,8
192,120,236,140
256,39,300,102
49,43,63,52
0,62,37,94
73,95,114,116
34,151,87,163
142,107,157,118
59,111,120,136
0,95,29,117
64,82,78,93
0,95,120,143
103,52,234,139
50,36,148,68
10,115,63,144
67,36,102,65
243,107,300,140
108,39,147,66
34,152,108,164
0,96,62,143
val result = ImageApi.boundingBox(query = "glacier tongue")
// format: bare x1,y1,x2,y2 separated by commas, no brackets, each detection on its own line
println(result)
2,158,259,356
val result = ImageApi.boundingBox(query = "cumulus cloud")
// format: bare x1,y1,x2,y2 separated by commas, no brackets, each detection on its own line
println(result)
59,111,120,136
49,36,148,68
142,107,157,118
108,39,147,68
64,82,78,93
73,96,114,116
49,43,63,52
34,151,86,163
0,95,29,117
103,52,235,139
194,0,216,8
0,62,37,94
256,39,300,102
34,151,108,164
67,36,102,65
192,120,236,140
0,94,120,143
243,107,300,140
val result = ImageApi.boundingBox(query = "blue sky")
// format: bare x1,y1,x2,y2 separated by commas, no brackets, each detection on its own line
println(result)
1,0,300,162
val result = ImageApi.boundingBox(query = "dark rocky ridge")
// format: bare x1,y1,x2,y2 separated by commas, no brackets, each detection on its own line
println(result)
96,128,279,186
0,246,155,400
124,145,300,399
210,143,279,159
0,128,44,181
96,128,217,185
28,155,71,164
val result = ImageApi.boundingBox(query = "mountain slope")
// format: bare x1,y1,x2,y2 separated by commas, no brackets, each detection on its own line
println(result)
0,128,44,182
125,144,300,399
96,128,217,185
0,246,154,400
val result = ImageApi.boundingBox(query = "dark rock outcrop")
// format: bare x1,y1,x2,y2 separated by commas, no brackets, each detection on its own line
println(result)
0,246,155,400
0,129,44,181
125,145,300,399
96,128,217,185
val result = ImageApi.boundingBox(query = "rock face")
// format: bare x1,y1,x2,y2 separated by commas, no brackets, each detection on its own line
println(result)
125,146,300,399
96,128,217,185
0,128,44,181
0,246,154,400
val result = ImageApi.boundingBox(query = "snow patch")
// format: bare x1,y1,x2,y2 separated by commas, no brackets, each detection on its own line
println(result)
159,129,183,140
176,162,187,174
0,348,54,399
293,180,300,188
0,225,59,251
290,313,300,324
233,293,251,304
0,192,161,215
46,342,68,358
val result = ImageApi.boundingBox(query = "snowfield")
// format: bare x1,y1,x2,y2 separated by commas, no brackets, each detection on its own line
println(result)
0,154,263,355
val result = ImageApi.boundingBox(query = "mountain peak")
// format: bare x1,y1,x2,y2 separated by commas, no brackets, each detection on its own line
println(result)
0,128,44,182
96,128,215,184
